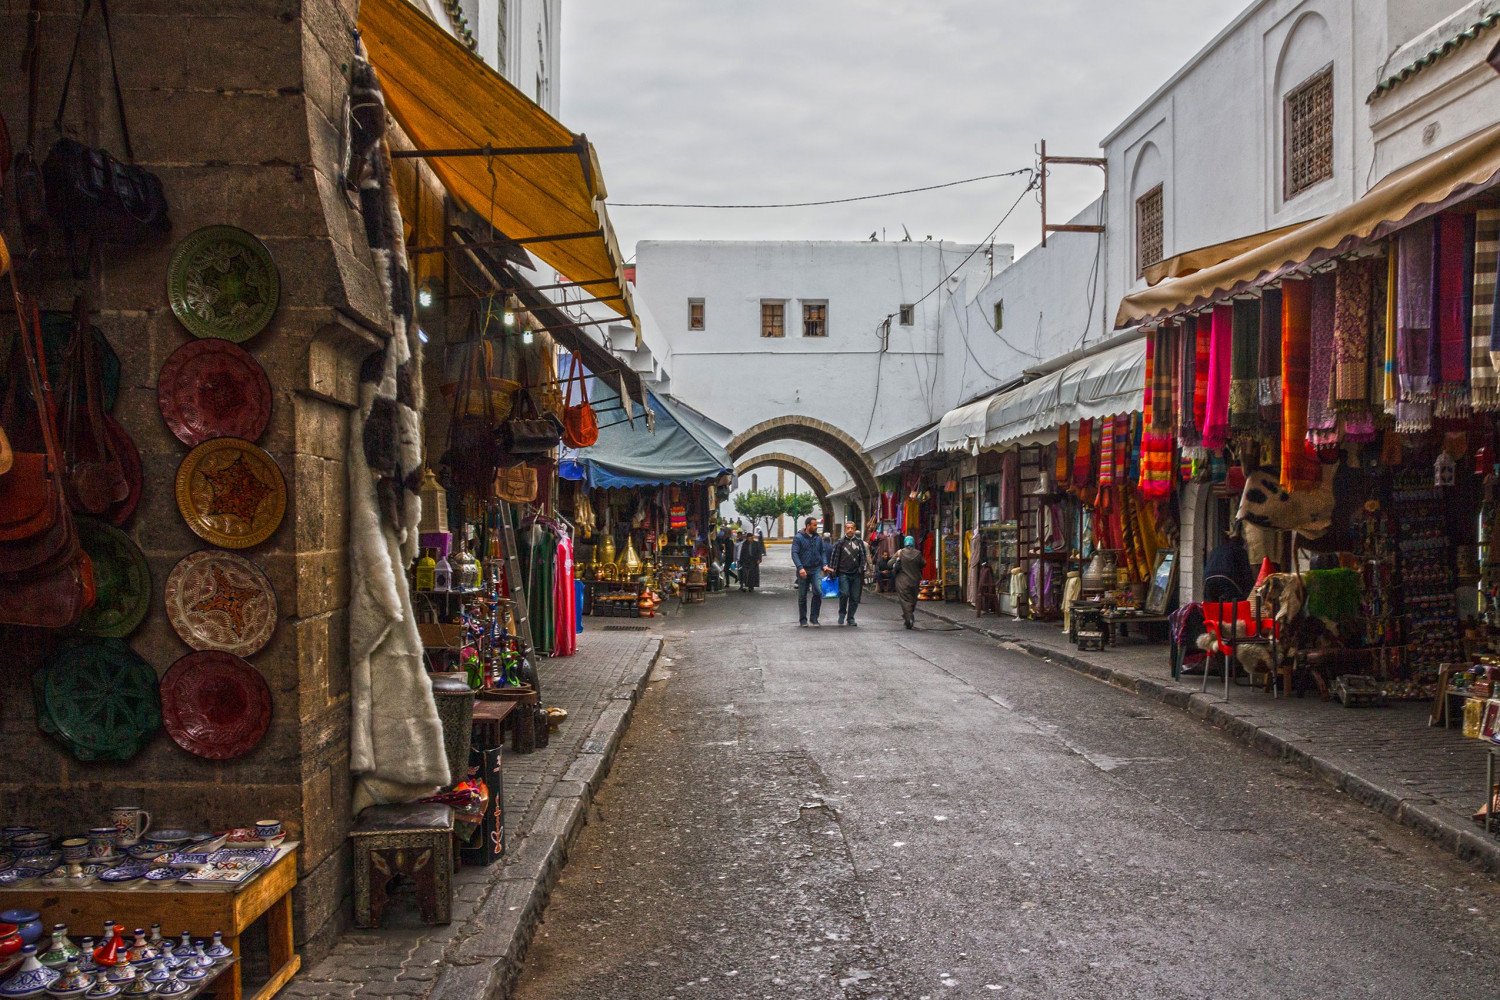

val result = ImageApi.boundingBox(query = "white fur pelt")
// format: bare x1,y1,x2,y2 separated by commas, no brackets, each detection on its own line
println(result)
347,49,446,812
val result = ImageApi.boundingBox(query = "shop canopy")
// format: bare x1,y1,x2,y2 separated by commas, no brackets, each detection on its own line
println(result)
1116,119,1500,327
359,0,636,328
937,396,994,454
873,424,940,475
982,337,1147,448
569,385,732,490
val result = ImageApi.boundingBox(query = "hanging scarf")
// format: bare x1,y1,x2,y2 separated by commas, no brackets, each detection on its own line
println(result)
1193,314,1210,447
1125,412,1141,486
1475,208,1500,411
1334,257,1378,441
1152,324,1176,431
1055,424,1071,488
1073,418,1094,496
1097,416,1116,489
999,450,1018,522
1258,288,1283,426
1202,303,1233,450
1178,316,1200,446
1143,328,1157,425
1435,212,1474,417
1397,217,1436,405
1281,279,1320,490
1382,249,1399,414
1230,298,1259,430
1306,271,1339,449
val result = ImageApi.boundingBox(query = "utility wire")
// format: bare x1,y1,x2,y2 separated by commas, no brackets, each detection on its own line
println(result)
608,169,1034,209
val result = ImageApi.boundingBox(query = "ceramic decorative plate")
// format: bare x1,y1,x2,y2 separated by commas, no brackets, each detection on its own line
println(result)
41,313,121,412
167,226,280,342
39,639,161,763
174,439,285,550
164,550,276,657
74,519,151,639
103,416,142,527
160,651,271,760
0,853,13,874
96,864,147,883
142,867,187,883
156,339,272,446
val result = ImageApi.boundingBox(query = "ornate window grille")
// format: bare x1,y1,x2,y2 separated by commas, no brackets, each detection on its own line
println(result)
1136,185,1163,278
1285,66,1334,199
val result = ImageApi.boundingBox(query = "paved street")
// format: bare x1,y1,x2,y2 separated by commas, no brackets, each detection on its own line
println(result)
517,547,1500,999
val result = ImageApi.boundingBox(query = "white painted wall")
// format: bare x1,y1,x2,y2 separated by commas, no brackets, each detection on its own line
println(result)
418,0,562,117
634,240,1013,485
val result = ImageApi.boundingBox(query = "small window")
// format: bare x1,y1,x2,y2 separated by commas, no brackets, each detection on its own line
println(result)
1136,185,1164,278
899,304,914,326
802,301,827,338
992,299,1004,332
688,298,705,331
1284,66,1334,199
760,301,785,338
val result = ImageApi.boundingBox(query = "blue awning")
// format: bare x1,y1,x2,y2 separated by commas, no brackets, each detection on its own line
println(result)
569,381,732,489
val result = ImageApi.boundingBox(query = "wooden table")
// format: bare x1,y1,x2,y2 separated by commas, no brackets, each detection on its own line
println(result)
0,846,300,1000
1102,612,1171,646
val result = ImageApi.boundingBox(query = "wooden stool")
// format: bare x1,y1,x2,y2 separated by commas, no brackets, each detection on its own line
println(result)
351,803,455,928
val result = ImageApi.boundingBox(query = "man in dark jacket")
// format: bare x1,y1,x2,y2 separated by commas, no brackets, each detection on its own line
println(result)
828,521,869,626
791,517,825,626
894,535,925,629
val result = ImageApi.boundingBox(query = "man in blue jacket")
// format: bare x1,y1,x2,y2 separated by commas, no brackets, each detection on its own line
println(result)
791,516,828,626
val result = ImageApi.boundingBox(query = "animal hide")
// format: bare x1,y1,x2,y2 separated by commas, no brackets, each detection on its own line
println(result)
348,46,447,812
1236,463,1336,539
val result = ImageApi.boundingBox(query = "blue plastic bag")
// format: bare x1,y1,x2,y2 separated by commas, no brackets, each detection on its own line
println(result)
819,575,841,599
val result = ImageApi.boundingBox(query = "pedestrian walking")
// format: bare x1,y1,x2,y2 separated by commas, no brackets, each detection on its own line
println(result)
894,534,925,629
828,520,869,626
791,517,825,626
726,529,742,590
740,531,765,591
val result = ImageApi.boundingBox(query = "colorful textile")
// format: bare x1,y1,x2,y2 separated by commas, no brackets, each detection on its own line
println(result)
1143,328,1157,427
1203,304,1233,450
1230,298,1259,430
1097,417,1116,489
1397,218,1436,403
1056,424,1071,488
1475,209,1500,411
1151,324,1176,431
1258,288,1283,426
1193,314,1210,446
552,533,576,657
1125,412,1141,486
1382,250,1399,414
1280,279,1320,491
1178,316,1200,446
1333,258,1374,406
1073,418,1094,493
999,450,1018,522
1306,271,1338,449
1435,212,1474,416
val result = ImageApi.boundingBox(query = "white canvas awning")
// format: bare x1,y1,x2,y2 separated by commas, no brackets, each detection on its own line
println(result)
937,397,993,454
873,425,940,476
983,338,1146,447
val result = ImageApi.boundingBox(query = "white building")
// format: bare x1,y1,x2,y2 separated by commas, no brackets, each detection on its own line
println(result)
632,239,1013,531
416,0,561,115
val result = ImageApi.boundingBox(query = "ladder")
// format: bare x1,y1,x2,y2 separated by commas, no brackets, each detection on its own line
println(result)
495,500,541,698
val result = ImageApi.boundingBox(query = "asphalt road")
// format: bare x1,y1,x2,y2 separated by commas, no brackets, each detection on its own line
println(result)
515,547,1500,1000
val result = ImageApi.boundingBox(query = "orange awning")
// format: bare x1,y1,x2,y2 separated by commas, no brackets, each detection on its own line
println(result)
1141,221,1308,286
1116,119,1500,327
359,0,636,328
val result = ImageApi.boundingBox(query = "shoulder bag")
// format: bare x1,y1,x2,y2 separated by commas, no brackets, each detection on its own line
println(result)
504,346,563,456
58,295,128,514
438,327,503,496
560,354,599,449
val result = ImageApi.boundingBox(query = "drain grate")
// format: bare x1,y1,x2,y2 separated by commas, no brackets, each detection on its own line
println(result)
602,625,650,632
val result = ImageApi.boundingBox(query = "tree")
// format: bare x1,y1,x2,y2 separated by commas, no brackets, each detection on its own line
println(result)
782,491,817,524
733,488,784,535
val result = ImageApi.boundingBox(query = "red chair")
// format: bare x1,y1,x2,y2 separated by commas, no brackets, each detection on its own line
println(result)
1199,578,1279,702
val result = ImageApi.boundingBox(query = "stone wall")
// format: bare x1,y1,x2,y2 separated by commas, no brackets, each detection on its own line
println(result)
0,0,389,960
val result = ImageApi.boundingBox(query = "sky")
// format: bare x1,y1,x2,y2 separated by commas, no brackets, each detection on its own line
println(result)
559,0,1249,260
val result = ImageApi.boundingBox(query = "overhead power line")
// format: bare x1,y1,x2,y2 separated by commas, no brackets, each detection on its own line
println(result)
607,168,1034,209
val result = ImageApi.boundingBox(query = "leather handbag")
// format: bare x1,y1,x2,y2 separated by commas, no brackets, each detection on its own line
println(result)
560,355,599,449
504,349,562,456
58,296,128,514
42,0,170,248
439,331,504,496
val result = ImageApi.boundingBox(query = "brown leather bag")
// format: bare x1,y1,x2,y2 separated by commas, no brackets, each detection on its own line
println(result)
58,295,128,514
0,547,95,629
561,355,599,449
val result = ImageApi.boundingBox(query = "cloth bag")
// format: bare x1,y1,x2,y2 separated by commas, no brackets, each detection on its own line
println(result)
561,355,599,448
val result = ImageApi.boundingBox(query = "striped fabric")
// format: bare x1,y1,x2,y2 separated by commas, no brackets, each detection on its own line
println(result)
1306,271,1338,450
1473,208,1500,411
1192,313,1210,447
1178,315,1199,446
1281,279,1320,491
1258,289,1283,425
1382,249,1398,414
1097,416,1115,489
1073,418,1094,494
1202,303,1233,450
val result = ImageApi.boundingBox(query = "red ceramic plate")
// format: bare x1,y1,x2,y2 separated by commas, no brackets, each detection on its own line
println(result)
157,339,272,447
104,416,141,527
160,651,272,760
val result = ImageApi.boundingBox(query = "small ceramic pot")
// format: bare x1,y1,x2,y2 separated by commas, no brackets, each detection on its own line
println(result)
253,820,282,841
0,924,21,959
0,945,60,997
0,912,43,947
0,828,32,846
85,831,116,862
9,834,50,860
58,840,88,865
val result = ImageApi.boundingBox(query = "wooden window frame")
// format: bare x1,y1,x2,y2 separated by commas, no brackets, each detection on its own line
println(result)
760,300,786,339
802,300,828,338
687,298,705,331
898,304,915,326
1135,185,1164,279
1284,65,1334,200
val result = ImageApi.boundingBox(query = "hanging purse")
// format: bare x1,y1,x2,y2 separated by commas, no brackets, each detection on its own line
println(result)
561,355,599,449
438,326,504,496
504,347,563,456
41,0,170,249
59,295,128,514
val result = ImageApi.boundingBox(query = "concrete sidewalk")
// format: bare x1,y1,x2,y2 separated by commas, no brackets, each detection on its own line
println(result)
283,628,662,1000
903,597,1500,874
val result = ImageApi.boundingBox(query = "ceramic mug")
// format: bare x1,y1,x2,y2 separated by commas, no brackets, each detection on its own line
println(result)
59,838,89,864
110,806,151,847
254,820,282,842
87,828,118,861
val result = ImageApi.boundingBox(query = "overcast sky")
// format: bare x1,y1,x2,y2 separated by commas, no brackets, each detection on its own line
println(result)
559,1,1248,260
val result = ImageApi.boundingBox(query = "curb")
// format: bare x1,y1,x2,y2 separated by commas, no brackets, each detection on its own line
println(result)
902,598,1500,875
430,637,665,1000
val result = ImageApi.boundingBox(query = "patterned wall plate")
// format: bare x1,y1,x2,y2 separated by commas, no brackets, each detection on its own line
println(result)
39,639,161,763
174,439,286,550
157,339,272,446
103,416,142,527
74,519,151,639
164,551,277,657
160,651,271,760
166,225,280,342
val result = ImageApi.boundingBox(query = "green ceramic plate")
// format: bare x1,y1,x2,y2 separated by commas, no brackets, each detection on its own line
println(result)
167,225,280,342
75,518,151,639
40,638,161,762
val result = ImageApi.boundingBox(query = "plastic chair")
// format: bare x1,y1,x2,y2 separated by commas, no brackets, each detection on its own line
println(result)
1199,575,1278,702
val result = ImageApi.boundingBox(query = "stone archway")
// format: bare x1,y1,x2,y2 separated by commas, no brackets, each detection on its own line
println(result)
726,416,879,509
734,452,836,528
